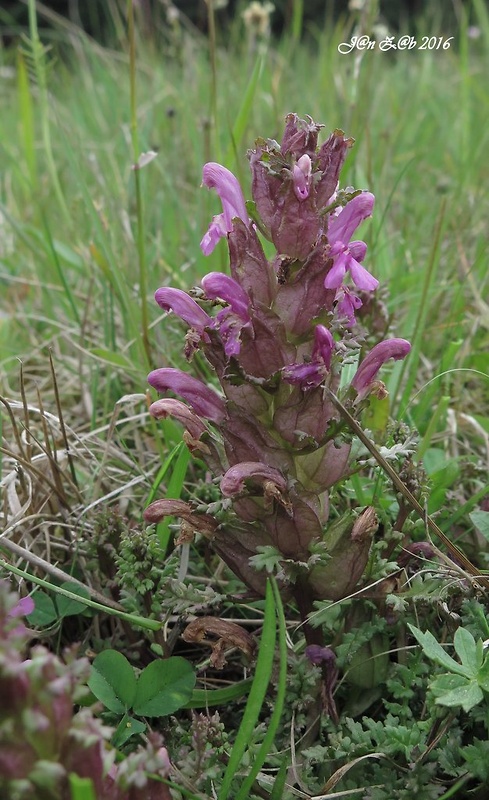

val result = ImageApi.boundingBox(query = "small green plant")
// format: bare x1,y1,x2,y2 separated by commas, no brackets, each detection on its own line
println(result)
409,623,489,712
27,581,91,628
88,650,196,747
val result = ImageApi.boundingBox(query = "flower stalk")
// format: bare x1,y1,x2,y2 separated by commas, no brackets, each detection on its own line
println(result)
145,114,413,641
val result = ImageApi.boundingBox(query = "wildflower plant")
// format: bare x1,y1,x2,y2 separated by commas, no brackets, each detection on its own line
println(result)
0,582,172,800
144,114,410,644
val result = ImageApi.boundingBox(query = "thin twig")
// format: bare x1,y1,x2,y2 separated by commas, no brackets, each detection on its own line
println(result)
327,389,489,590
0,535,125,611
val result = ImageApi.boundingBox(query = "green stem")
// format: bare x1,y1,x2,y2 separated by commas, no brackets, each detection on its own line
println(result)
206,0,221,160
127,0,151,368
1,558,162,632
27,0,71,228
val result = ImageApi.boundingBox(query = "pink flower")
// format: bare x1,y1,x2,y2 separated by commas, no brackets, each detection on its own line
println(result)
200,163,249,255
335,286,363,326
148,368,225,422
202,272,251,358
324,193,379,292
7,594,34,637
351,338,411,399
154,287,211,337
221,461,288,498
282,325,334,390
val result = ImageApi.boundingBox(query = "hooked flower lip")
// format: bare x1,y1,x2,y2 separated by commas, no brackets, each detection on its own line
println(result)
201,272,251,358
200,163,249,255
351,338,411,398
201,272,250,321
148,368,226,423
221,461,287,497
149,398,207,440
154,287,212,336
328,192,375,244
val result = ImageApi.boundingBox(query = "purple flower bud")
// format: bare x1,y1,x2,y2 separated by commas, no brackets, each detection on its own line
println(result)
282,325,334,390
335,287,363,326
305,644,336,666
281,113,323,157
315,129,354,209
292,154,312,201
149,398,207,439
144,498,217,536
154,287,211,335
148,368,225,422
398,541,436,568
312,325,334,370
351,338,411,398
200,163,249,254
248,146,321,260
281,362,324,390
221,462,287,498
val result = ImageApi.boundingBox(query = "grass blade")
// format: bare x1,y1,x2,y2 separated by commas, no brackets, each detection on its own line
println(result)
234,577,287,800
217,580,277,800
225,51,265,166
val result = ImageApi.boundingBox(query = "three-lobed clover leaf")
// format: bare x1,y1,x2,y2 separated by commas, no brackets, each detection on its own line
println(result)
89,650,196,737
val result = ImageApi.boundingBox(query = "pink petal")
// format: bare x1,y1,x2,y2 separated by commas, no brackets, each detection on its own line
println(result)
327,192,375,245
324,252,348,289
348,257,379,291
148,368,225,422
154,287,211,333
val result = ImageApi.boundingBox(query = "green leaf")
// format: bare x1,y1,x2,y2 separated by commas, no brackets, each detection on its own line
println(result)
434,678,483,712
68,774,97,800
269,758,288,800
186,679,253,708
476,653,489,692
461,738,489,781
430,672,468,697
89,651,137,714
56,582,91,618
133,657,195,717
111,713,146,748
51,239,84,270
470,510,489,540
453,626,482,674
90,348,135,370
27,591,58,626
408,624,471,677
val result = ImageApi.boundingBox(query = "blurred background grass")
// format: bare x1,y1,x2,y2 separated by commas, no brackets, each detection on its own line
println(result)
0,0,487,444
